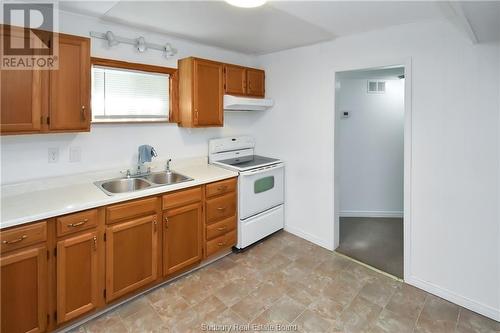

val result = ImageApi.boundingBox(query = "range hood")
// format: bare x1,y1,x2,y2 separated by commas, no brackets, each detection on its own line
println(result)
223,95,274,111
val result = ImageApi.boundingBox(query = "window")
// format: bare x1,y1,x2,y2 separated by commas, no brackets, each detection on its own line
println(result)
91,58,176,123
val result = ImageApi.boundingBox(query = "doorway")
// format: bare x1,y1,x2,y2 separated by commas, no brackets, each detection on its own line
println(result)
334,65,408,279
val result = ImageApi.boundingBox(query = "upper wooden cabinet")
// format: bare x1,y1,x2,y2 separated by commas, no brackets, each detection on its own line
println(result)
0,69,43,133
178,57,223,127
0,29,90,135
0,27,43,134
49,34,90,132
246,68,265,97
224,65,265,98
224,64,246,96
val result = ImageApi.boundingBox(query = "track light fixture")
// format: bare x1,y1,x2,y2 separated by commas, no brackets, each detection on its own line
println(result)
105,31,119,47
164,43,177,58
136,36,147,52
90,30,178,59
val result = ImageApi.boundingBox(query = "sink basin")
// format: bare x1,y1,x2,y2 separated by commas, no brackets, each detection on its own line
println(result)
94,171,193,195
144,172,192,185
98,178,151,195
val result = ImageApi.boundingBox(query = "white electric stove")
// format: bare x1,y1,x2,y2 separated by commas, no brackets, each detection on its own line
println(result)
209,136,285,249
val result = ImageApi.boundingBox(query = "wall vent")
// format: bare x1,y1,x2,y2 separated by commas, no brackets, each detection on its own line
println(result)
367,80,386,94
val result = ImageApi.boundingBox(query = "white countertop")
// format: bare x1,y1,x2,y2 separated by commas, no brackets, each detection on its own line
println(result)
1,157,238,229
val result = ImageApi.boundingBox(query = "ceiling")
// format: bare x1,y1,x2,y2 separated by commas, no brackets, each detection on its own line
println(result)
59,1,500,54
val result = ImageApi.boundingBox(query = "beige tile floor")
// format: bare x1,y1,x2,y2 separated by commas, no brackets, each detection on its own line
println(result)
71,231,500,333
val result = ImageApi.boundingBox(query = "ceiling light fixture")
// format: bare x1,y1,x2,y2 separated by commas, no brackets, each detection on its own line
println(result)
225,0,267,8
164,43,177,58
90,31,178,59
105,31,119,47
136,36,147,52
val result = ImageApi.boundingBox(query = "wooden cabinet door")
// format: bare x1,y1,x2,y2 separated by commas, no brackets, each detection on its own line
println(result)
224,65,246,96
246,69,265,97
56,231,99,323
163,203,202,276
49,34,90,131
1,246,47,333
105,215,158,302
0,27,43,134
193,59,223,126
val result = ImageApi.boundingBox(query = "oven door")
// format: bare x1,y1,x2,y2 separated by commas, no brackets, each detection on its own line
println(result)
238,163,284,219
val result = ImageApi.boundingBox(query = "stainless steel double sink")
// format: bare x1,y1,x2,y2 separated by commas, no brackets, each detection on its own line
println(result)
94,171,193,196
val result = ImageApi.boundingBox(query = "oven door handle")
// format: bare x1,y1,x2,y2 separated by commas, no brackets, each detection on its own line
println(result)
239,163,284,176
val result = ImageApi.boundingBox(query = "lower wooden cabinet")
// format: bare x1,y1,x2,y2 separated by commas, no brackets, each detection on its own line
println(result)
163,202,203,276
204,178,238,258
1,246,48,333
56,231,100,323
0,180,237,332
105,214,159,302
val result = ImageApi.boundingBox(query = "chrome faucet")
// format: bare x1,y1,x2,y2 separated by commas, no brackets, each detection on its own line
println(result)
120,169,132,178
165,159,172,174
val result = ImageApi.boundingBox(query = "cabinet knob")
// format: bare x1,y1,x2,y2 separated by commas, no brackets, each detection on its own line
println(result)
164,217,169,228
93,235,97,251
217,207,226,211
81,106,86,121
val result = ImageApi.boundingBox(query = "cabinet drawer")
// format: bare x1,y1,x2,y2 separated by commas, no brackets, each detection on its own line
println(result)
1,221,47,253
56,209,98,236
106,197,158,224
162,186,202,210
205,178,237,198
206,216,236,240
206,230,236,257
206,193,237,223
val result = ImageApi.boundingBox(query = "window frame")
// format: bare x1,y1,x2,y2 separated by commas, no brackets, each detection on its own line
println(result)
90,57,179,124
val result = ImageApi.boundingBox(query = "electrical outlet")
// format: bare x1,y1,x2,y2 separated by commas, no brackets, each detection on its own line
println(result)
69,147,82,163
48,147,59,163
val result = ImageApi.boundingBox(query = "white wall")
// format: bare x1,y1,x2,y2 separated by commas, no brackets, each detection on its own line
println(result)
0,11,261,184
336,77,404,216
257,20,500,320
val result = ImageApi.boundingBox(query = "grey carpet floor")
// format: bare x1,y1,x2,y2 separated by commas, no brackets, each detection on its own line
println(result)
336,217,403,278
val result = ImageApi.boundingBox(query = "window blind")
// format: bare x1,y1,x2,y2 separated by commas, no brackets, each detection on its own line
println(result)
92,66,169,122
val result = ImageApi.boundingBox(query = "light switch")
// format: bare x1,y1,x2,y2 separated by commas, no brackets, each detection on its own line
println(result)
69,147,82,163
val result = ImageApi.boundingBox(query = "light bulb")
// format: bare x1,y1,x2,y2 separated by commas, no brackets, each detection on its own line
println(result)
105,31,119,47
136,37,147,52
225,0,266,8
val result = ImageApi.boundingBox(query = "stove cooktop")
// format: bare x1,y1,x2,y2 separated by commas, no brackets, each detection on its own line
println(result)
215,155,281,171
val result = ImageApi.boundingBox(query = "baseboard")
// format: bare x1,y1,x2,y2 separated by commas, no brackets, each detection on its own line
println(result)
339,210,404,218
284,225,333,251
406,276,500,322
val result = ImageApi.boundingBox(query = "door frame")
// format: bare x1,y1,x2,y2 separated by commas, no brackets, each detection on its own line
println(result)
333,58,413,281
